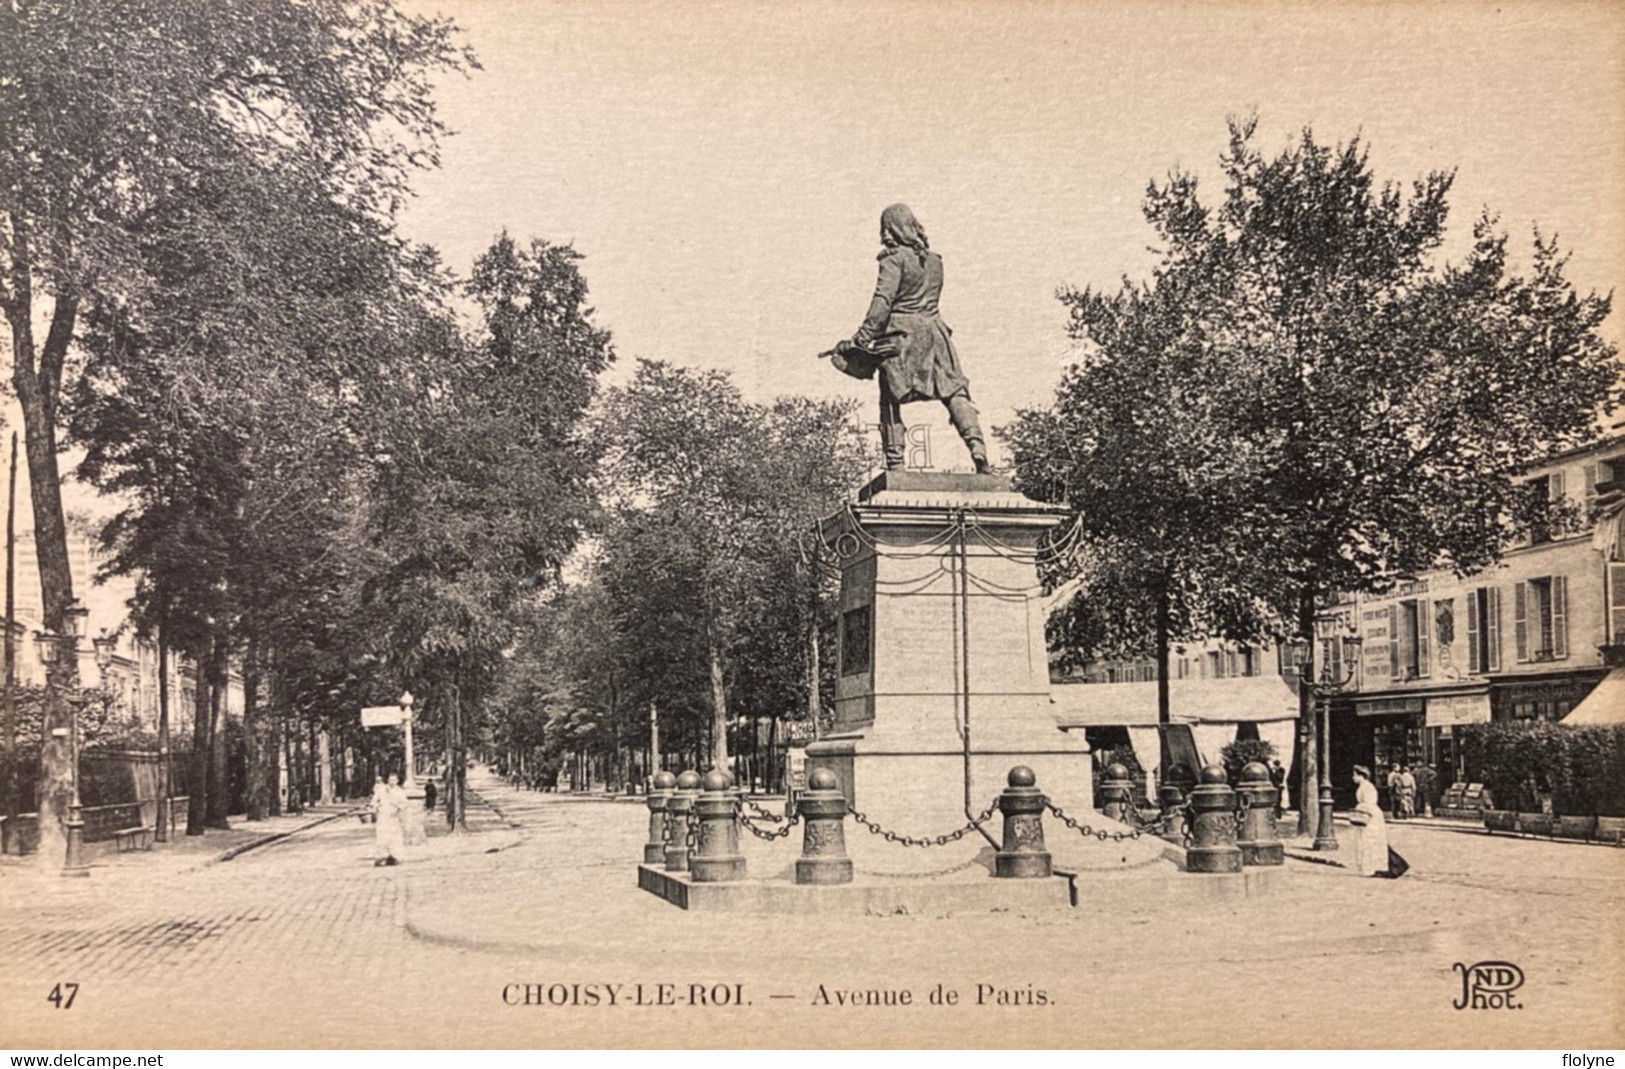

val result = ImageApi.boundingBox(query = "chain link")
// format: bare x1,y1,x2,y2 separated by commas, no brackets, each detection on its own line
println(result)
741,798,789,824
846,801,999,848
1045,800,1142,842
738,809,801,841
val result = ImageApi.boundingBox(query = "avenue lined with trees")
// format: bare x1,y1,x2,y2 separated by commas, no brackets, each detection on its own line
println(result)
2,1,1618,855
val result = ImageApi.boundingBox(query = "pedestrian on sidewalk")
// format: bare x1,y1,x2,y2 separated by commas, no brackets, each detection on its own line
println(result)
1349,765,1408,878
423,778,437,811
370,773,407,866
1397,765,1417,820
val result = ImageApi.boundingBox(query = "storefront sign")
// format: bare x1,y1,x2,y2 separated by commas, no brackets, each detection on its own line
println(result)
1426,692,1491,727
1356,697,1424,717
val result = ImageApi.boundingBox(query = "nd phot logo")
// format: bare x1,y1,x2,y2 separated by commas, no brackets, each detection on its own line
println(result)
1452,960,1524,1010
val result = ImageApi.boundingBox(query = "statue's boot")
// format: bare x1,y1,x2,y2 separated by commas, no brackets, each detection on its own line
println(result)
946,390,990,473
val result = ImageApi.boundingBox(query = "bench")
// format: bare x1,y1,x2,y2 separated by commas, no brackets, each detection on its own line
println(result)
112,826,152,852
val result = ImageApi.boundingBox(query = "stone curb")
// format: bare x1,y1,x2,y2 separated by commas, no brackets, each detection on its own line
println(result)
203,807,362,867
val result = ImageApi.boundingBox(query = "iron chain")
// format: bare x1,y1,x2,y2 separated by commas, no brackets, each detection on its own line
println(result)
738,809,801,841
1045,800,1141,841
846,801,999,848
741,798,789,824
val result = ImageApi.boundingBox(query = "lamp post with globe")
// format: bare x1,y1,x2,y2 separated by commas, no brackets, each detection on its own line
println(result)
1289,626,1362,852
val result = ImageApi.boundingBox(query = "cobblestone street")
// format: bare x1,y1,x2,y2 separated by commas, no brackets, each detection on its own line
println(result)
2,769,1621,1049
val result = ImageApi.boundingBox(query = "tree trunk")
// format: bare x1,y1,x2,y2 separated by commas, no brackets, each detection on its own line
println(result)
2,433,17,854
1295,588,1318,837
187,658,210,835
446,684,467,830
707,636,729,771
154,612,171,842
205,629,230,828
8,272,80,870
243,635,266,820
1155,580,1172,782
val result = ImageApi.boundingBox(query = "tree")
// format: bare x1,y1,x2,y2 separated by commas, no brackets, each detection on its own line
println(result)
596,362,869,774
366,234,613,827
1004,261,1275,741
1009,116,1620,829
2,0,471,859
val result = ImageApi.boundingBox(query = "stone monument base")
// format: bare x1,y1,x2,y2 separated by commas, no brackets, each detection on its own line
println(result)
636,862,1072,914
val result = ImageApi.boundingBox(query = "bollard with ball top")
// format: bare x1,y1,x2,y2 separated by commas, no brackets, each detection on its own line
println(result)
1099,762,1132,822
663,770,702,873
690,770,748,882
645,771,676,864
995,766,1052,878
1158,781,1187,844
1236,761,1284,866
794,767,853,885
1185,765,1243,873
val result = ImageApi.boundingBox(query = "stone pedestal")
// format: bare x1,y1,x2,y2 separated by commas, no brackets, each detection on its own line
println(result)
806,472,1093,865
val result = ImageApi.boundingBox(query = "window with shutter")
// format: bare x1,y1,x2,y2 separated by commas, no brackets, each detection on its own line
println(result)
1486,587,1502,672
1390,605,1401,680
1466,591,1481,674
1610,563,1625,645
1550,470,1566,505
1552,575,1568,659
1585,463,1598,514
1514,582,1528,662
1416,598,1432,678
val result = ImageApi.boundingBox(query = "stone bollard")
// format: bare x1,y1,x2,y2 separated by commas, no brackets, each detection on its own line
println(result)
1236,761,1284,866
1158,782,1188,844
1185,765,1243,873
1099,762,1132,822
663,770,702,873
689,770,747,882
645,771,676,864
795,768,853,885
995,766,1052,878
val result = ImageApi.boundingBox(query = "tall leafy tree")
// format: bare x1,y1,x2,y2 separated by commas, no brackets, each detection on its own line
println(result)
1005,263,1273,734
1008,116,1620,825
366,234,613,827
597,362,869,772
2,0,470,858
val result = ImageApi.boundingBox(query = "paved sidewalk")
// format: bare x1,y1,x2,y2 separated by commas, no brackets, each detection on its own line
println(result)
0,803,363,878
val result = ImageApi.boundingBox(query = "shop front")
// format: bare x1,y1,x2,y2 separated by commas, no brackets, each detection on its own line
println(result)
1423,689,1491,811
1491,673,1610,723
1349,696,1424,813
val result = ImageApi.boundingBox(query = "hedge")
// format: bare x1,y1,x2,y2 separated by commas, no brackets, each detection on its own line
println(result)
1458,722,1625,816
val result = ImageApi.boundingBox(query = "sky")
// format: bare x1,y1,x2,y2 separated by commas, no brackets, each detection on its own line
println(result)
394,0,1625,468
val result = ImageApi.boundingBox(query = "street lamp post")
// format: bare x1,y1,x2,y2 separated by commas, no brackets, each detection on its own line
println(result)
40,601,91,878
1292,629,1362,852
399,690,415,788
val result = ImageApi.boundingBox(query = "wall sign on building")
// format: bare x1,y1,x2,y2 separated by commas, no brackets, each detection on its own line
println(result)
1425,692,1492,727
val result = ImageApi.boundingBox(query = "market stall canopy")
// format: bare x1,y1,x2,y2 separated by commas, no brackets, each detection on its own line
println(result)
1049,675,1299,728
1560,668,1625,725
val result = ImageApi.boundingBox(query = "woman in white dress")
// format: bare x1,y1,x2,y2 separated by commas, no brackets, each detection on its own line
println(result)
1350,765,1390,876
371,773,407,866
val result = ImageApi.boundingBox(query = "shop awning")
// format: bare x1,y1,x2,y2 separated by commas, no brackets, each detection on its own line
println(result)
1561,668,1625,725
1050,676,1300,728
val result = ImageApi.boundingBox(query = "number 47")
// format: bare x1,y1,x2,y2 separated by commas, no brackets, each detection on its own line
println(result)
47,982,79,1009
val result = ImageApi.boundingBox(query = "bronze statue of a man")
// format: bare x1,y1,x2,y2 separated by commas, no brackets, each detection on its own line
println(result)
822,204,990,474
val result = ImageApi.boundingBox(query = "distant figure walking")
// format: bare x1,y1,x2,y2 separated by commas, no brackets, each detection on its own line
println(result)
1396,765,1417,820
423,778,437,811
821,204,990,474
370,773,407,866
